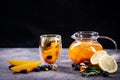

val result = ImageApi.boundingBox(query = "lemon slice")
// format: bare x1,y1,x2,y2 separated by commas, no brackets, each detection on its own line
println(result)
90,50,108,65
98,55,118,73
8,60,36,66
11,61,41,72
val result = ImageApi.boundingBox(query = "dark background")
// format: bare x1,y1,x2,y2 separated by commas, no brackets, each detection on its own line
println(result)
0,0,120,49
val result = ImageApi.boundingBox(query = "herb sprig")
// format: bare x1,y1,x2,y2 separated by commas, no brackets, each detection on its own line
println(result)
82,66,102,77
42,39,54,49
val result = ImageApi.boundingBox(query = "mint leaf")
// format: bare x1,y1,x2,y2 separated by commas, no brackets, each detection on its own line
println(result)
82,66,102,77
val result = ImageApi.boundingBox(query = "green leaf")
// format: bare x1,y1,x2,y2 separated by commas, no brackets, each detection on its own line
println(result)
82,66,102,77
82,72,97,77
42,39,54,49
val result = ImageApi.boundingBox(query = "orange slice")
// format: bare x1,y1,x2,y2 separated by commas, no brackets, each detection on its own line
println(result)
7,60,36,66
11,61,41,72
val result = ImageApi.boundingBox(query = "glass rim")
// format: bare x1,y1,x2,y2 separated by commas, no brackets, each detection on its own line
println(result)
78,31,99,35
71,31,99,39
40,34,61,38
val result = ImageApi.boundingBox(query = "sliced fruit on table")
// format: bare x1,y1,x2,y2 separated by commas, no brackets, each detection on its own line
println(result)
90,50,108,65
98,55,118,73
11,61,41,72
7,59,37,66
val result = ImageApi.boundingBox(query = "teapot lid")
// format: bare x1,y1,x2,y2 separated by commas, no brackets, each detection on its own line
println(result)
71,31,99,39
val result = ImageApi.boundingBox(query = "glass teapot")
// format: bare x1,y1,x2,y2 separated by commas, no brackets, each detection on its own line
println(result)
68,31,117,64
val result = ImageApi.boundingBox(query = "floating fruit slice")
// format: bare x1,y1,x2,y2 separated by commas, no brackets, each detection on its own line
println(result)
11,61,41,72
51,42,59,47
42,46,60,64
7,60,36,66
98,55,118,73
90,50,108,65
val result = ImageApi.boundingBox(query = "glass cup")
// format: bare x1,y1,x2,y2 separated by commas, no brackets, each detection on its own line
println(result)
39,34,62,67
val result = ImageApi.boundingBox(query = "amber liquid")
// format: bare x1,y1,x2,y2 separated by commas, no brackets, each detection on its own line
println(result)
42,42,61,64
68,41,103,64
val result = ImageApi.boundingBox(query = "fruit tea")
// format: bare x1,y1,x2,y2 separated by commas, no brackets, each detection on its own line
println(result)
40,34,62,66
68,41,103,64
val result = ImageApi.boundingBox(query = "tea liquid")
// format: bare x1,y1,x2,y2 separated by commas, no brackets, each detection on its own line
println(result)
68,41,103,64
42,41,61,64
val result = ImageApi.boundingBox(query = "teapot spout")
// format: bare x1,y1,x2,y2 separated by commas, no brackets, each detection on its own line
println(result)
71,34,76,40
71,32,82,40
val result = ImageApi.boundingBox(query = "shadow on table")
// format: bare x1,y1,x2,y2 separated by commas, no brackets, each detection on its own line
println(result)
58,63,81,76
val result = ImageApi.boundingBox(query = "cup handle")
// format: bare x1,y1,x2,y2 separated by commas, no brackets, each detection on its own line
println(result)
98,36,117,53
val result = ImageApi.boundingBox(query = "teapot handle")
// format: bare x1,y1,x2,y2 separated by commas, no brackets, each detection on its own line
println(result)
97,36,120,62
97,36,117,53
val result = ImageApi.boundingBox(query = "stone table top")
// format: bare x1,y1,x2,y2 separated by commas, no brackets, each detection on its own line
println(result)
0,48,120,80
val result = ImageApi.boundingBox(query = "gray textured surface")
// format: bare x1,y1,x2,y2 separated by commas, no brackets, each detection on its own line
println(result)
0,48,120,80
